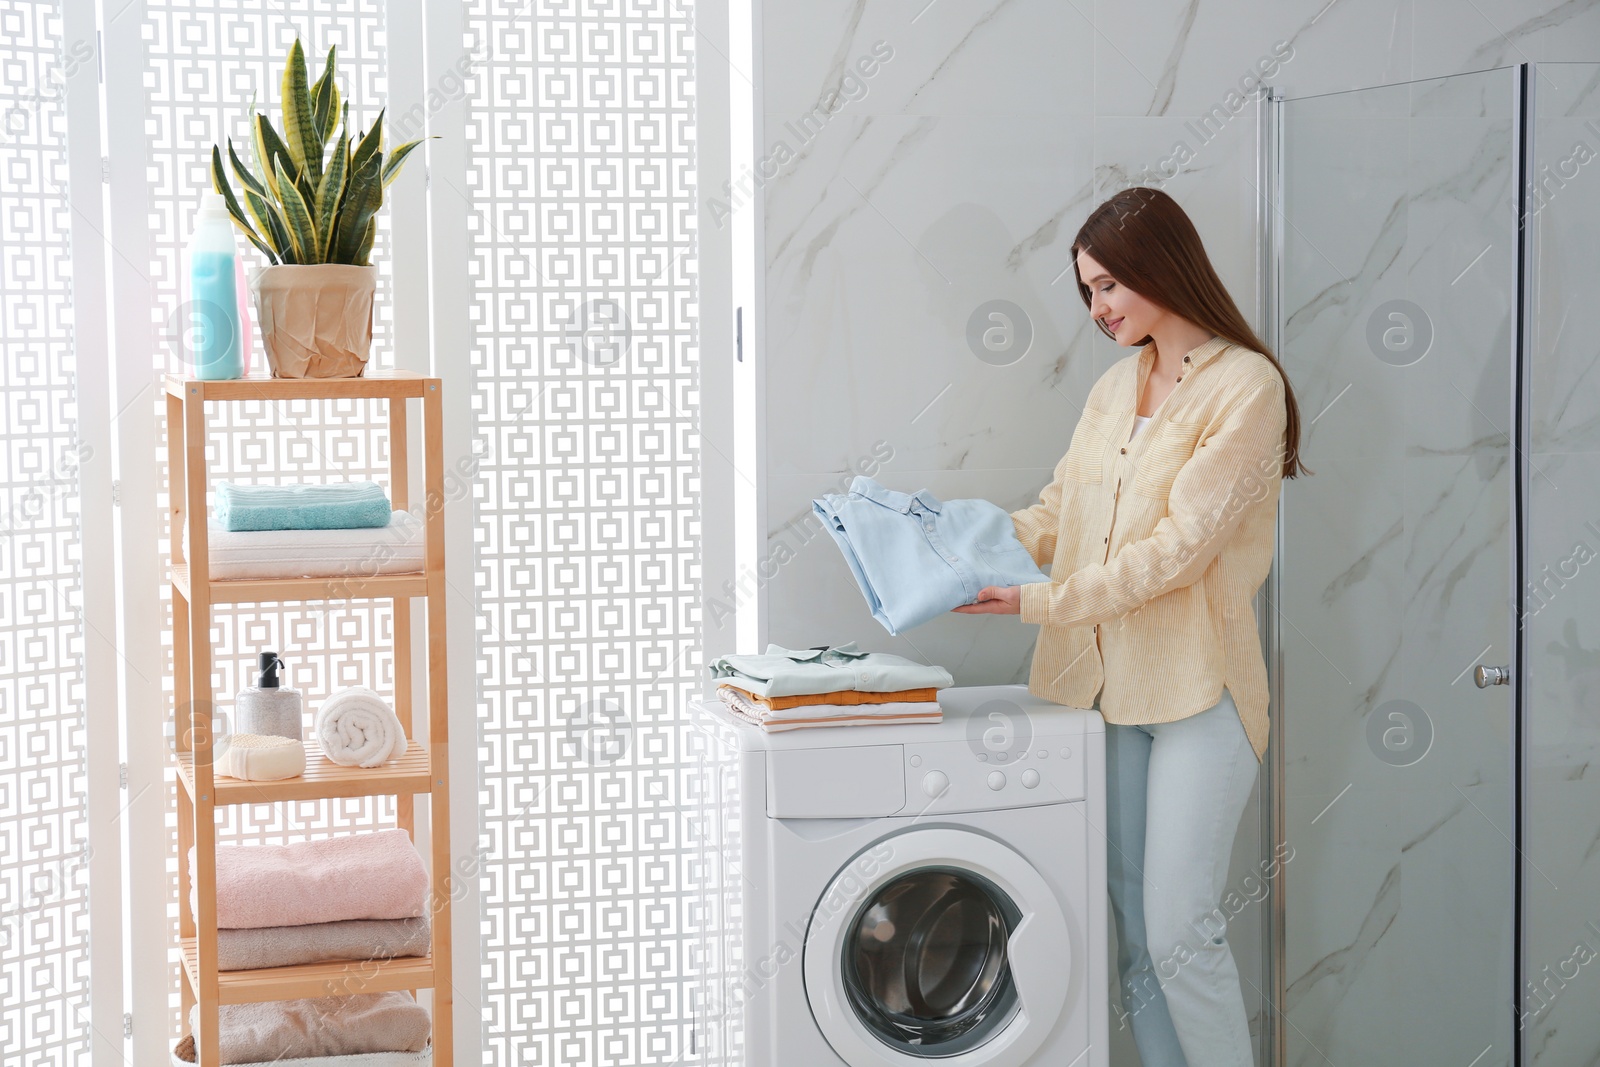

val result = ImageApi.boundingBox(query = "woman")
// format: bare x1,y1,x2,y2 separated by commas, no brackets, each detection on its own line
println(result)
954,186,1308,1066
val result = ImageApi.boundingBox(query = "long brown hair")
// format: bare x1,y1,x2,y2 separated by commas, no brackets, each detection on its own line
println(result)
1071,186,1309,479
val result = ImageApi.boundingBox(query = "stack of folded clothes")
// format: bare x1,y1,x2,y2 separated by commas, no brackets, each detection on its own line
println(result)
192,481,423,581
188,828,431,974
709,641,954,732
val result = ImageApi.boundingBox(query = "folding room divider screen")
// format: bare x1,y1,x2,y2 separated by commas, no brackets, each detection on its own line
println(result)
0,5,93,1064
0,2,704,1064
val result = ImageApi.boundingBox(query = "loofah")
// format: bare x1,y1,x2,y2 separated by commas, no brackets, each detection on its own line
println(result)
215,733,306,781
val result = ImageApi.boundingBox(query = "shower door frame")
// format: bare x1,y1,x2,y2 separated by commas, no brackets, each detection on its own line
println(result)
1261,63,1534,1067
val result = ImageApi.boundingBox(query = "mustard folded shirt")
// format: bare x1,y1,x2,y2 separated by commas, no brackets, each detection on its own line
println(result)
717,683,939,711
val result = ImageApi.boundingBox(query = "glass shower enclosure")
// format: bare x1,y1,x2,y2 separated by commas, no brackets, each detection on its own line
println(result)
1269,62,1600,1066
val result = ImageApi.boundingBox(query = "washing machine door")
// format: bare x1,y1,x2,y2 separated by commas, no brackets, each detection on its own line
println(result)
803,829,1072,1066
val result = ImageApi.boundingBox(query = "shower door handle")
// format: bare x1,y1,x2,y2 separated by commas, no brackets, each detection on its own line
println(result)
1473,664,1510,687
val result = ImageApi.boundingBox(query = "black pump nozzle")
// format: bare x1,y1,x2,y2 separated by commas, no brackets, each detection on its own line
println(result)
258,652,282,689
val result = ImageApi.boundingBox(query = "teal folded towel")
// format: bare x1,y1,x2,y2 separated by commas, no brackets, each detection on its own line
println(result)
215,481,393,532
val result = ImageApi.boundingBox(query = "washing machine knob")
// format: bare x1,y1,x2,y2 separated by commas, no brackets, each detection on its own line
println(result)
1021,769,1041,789
921,770,949,797
987,770,1006,791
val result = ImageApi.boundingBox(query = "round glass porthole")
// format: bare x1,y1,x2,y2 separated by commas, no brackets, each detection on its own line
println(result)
840,865,1023,1057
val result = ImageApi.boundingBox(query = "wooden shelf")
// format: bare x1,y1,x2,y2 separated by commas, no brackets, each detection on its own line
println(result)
164,370,437,403
170,562,428,604
176,740,433,805
179,938,436,1004
169,375,453,1064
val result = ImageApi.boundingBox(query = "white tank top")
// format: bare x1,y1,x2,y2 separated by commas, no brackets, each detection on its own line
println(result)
1130,414,1151,441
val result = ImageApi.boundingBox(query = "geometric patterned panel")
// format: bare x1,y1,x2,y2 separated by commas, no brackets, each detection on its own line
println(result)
463,1,704,1060
0,1,91,1063
138,1,397,1043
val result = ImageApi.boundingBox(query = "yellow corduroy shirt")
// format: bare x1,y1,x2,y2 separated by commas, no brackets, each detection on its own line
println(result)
1011,335,1287,762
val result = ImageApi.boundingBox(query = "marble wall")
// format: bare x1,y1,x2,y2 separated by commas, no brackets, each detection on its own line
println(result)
733,1,1600,1064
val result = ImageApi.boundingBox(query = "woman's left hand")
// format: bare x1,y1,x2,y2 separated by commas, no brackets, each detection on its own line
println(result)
951,586,1020,614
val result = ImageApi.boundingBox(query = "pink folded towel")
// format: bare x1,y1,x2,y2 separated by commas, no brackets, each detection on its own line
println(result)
190,828,429,930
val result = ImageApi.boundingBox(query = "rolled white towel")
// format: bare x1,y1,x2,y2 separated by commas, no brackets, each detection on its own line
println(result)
315,687,408,768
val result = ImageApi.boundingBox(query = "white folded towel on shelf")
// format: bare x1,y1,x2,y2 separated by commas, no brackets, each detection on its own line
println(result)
183,509,425,581
315,687,408,767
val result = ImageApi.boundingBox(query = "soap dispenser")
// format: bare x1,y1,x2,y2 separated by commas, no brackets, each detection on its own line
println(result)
235,652,303,741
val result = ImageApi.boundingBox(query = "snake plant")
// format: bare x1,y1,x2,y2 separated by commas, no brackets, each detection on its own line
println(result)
209,40,428,266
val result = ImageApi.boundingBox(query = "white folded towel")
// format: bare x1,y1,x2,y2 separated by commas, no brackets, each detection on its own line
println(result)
315,687,408,767
184,510,425,581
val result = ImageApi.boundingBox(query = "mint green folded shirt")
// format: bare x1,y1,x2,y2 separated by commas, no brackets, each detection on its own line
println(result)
709,641,954,698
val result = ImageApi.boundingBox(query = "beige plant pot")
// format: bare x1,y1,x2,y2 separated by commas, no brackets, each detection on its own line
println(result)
252,264,377,378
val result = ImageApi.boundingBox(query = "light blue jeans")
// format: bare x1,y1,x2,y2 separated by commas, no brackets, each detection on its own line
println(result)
1100,686,1260,1066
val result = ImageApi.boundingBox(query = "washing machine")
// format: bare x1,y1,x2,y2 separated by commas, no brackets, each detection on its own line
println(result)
690,683,1107,1067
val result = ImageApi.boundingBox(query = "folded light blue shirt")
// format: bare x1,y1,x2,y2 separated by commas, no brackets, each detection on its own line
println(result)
709,641,954,698
813,476,1050,635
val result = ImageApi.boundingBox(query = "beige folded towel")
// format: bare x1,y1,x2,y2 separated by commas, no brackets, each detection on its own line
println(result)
217,915,430,971
185,991,430,1063
219,915,435,972
172,1033,430,1065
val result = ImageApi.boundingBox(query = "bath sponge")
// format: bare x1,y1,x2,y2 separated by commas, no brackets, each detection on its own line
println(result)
215,733,306,781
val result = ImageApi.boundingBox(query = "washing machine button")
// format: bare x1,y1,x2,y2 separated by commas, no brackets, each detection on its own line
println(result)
922,770,949,797
987,770,1006,791
1021,769,1041,789
909,755,922,768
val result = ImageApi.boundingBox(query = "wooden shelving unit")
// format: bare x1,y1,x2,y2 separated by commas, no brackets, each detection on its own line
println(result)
164,371,452,1066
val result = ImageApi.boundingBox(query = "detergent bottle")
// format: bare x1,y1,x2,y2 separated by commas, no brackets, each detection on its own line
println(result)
186,188,244,379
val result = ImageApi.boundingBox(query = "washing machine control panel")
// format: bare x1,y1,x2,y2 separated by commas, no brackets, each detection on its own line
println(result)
898,730,1084,815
